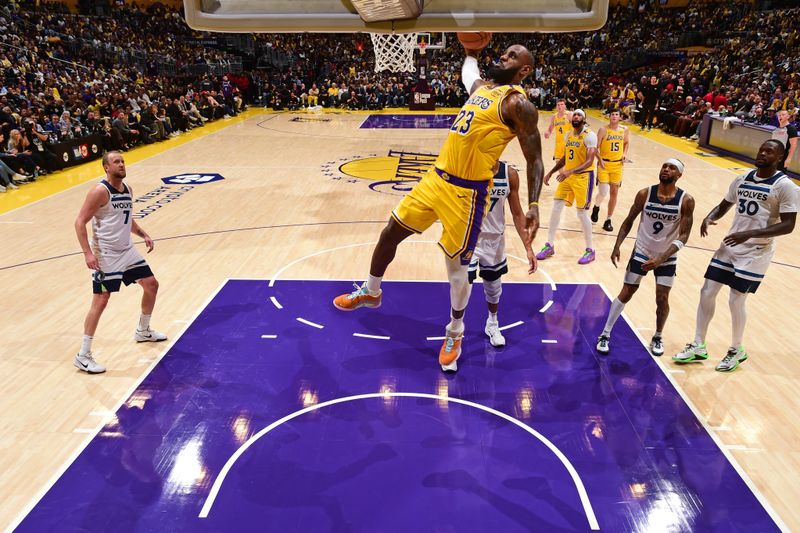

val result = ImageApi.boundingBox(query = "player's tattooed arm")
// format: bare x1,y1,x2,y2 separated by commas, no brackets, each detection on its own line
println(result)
611,187,647,268
506,94,544,244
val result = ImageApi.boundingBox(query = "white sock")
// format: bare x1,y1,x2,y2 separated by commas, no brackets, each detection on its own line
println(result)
602,298,625,336
488,312,498,324
729,289,747,348
138,314,152,331
548,200,565,245
448,312,464,334
654,331,663,338
694,280,722,344
366,274,382,295
577,209,594,249
79,335,93,356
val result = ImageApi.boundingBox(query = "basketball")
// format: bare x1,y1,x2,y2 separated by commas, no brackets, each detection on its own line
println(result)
457,32,492,51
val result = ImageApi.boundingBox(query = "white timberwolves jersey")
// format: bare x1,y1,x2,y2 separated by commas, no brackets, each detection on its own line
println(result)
635,185,685,257
481,162,511,235
724,169,798,248
92,180,133,252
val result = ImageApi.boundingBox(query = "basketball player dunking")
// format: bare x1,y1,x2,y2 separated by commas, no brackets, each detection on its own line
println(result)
73,151,167,373
333,39,544,373
545,99,572,161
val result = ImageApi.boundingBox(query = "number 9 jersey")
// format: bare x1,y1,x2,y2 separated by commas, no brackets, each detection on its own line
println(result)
436,84,526,183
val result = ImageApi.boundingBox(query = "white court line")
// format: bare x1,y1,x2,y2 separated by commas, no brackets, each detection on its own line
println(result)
352,333,391,340
596,282,788,531
6,279,231,533
539,300,553,313
268,240,438,287
269,296,283,309
498,321,524,331
508,253,557,292
197,391,600,530
541,339,558,344
260,335,278,339
296,317,324,329
426,336,446,341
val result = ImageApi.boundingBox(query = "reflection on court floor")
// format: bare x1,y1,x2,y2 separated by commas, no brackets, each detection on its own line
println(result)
16,281,779,532
360,114,456,129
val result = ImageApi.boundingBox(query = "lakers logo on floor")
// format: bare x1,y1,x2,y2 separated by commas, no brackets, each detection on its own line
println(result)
324,150,438,196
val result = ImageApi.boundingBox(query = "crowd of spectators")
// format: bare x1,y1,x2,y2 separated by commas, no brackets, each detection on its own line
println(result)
1,0,799,192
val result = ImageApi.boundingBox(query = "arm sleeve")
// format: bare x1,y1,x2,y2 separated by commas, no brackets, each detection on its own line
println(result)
461,56,481,93
584,131,598,148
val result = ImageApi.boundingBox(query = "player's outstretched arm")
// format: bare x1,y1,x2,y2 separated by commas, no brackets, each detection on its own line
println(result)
724,212,796,246
701,199,734,237
611,187,647,268
75,185,108,271
506,166,536,274
506,93,544,244
462,50,490,95
643,194,695,271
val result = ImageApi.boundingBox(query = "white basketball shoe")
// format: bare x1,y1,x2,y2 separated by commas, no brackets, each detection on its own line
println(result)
135,328,168,343
485,318,506,347
74,352,106,374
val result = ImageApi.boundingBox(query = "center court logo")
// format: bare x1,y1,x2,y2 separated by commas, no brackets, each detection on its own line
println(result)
323,150,438,196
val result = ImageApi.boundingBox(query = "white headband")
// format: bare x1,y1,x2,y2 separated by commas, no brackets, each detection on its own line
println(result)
573,109,586,118
664,158,684,174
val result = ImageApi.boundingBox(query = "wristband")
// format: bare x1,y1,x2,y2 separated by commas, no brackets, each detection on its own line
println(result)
528,201,538,208
672,240,685,251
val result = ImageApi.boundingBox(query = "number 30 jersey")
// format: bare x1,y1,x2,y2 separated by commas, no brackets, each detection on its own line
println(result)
92,180,133,253
436,84,526,183
723,170,797,248
635,185,685,258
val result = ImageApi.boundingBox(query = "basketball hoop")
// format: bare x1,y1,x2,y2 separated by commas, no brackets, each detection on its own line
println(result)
370,33,418,73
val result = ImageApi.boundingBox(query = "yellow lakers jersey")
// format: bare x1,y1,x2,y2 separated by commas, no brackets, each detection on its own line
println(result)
564,127,595,175
599,126,626,161
554,114,569,147
436,85,525,182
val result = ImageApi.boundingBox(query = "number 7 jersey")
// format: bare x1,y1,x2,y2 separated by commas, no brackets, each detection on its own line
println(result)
436,84,526,183
92,180,133,253
724,169,797,248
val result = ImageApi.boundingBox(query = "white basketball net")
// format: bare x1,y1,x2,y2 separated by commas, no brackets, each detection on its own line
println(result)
370,33,418,73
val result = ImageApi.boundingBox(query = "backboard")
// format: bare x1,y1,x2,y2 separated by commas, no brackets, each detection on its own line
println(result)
184,0,609,34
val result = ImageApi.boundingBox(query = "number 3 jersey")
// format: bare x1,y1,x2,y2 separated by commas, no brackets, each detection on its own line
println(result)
436,84,526,183
635,185,686,259
92,180,133,253
723,169,797,249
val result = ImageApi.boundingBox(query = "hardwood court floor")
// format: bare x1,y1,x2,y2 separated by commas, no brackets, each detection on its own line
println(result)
0,109,797,530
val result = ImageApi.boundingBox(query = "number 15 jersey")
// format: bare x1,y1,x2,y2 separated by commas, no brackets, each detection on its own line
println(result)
723,170,797,249
436,84,526,183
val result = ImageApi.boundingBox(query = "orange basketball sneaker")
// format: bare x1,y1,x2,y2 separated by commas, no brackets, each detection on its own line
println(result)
439,330,463,372
333,282,382,311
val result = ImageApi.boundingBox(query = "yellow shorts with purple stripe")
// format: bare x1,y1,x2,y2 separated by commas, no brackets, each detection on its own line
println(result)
598,161,623,184
554,171,594,209
392,168,489,264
